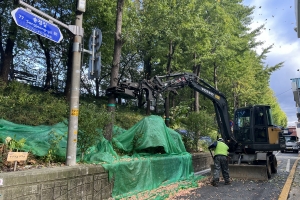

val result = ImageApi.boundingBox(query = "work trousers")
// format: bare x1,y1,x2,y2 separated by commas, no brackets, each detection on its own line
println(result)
213,155,230,182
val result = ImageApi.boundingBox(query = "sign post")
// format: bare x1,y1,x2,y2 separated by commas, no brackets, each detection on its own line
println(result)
7,152,28,171
88,28,102,80
13,0,87,166
11,7,63,43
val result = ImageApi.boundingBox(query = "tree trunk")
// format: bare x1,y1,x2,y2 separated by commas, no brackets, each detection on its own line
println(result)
155,95,159,113
214,62,218,90
171,94,175,108
164,96,170,126
144,57,152,115
0,21,17,85
193,53,200,113
0,0,18,85
233,82,239,111
164,41,174,127
0,15,3,70
106,0,125,141
36,35,53,91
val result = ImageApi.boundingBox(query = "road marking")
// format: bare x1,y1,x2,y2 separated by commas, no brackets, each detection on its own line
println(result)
276,156,299,160
278,155,300,200
286,159,290,172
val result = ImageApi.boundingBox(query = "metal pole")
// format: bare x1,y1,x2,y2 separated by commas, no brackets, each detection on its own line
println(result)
19,0,69,29
18,0,83,36
66,11,83,166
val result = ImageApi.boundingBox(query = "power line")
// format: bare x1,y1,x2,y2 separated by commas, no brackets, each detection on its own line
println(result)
276,88,292,96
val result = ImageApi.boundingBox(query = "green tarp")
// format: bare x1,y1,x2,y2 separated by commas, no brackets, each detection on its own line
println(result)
0,115,194,198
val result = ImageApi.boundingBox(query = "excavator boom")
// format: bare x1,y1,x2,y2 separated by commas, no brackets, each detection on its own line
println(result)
106,72,285,180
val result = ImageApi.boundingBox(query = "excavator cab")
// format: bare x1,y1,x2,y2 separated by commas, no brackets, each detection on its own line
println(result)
225,105,285,180
233,105,285,153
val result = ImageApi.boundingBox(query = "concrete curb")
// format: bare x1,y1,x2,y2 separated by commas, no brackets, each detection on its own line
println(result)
194,169,211,176
278,155,300,200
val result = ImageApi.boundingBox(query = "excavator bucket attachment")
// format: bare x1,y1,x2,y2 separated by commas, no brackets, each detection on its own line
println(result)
210,164,268,181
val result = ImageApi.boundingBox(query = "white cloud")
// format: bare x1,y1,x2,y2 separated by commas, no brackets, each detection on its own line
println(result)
243,0,300,126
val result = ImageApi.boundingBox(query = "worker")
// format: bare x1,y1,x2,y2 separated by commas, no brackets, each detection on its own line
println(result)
208,138,231,187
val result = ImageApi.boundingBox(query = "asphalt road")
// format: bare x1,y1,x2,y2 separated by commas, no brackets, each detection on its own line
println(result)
172,151,299,200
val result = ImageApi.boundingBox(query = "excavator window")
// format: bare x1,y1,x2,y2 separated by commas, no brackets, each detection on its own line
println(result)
235,110,250,128
255,108,265,125
254,107,268,142
234,109,252,142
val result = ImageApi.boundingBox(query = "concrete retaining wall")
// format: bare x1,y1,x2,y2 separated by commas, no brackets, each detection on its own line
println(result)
192,152,213,172
0,153,212,200
0,165,113,200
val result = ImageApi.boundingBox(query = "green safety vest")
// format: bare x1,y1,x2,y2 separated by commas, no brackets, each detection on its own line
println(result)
214,141,229,156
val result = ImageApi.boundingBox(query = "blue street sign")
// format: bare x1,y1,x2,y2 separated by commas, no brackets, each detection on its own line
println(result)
11,7,63,43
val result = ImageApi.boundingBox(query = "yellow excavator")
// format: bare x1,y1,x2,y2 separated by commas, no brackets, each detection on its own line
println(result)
106,72,286,180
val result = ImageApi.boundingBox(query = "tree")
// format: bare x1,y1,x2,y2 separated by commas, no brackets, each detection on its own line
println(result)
106,0,125,141
0,0,18,85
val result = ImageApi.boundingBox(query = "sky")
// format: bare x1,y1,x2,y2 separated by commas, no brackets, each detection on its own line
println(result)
242,0,300,127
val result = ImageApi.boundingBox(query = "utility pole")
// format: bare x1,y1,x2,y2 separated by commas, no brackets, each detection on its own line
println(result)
16,0,86,166
66,0,86,166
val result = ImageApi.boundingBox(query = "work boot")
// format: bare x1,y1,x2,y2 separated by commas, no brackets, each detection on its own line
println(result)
211,181,218,187
224,181,231,185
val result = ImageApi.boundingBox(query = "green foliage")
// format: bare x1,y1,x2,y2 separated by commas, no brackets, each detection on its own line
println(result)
77,103,111,161
115,107,144,129
5,135,26,152
199,140,209,152
180,133,194,153
169,100,193,130
0,0,290,158
177,111,216,152
0,81,68,125
131,130,144,154
43,131,66,164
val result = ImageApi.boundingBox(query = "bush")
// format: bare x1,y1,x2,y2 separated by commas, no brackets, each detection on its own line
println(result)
115,107,144,129
198,140,209,152
0,81,68,125
77,102,111,161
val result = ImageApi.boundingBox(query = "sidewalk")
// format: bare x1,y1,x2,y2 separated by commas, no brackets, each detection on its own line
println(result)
278,155,300,200
288,157,300,200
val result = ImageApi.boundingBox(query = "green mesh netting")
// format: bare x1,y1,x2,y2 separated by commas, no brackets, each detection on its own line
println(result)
0,119,68,157
0,115,194,198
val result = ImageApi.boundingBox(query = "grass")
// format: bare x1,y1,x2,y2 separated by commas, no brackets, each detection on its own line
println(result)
0,81,148,127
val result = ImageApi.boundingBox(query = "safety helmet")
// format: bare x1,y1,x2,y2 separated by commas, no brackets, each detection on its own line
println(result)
217,138,224,142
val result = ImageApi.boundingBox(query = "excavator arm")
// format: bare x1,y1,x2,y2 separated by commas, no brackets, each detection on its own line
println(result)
106,72,236,146
106,72,279,180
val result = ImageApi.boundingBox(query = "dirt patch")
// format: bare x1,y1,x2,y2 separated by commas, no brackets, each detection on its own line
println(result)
0,144,63,173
